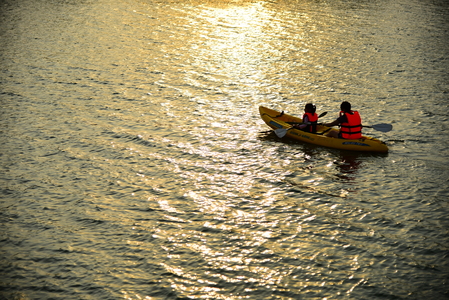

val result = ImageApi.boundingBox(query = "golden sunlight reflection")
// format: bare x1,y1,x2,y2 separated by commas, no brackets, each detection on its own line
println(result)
187,1,287,91
184,190,228,214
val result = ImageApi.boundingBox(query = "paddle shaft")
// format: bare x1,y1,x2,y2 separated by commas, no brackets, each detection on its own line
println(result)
276,123,392,138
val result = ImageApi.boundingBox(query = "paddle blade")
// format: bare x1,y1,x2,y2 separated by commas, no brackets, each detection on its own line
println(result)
318,111,327,118
274,128,288,138
366,123,393,132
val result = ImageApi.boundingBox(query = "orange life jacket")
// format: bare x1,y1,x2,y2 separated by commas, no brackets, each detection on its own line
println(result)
302,112,318,133
339,110,362,139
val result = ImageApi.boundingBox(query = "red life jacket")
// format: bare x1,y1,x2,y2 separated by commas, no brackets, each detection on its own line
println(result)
302,112,318,133
339,110,362,139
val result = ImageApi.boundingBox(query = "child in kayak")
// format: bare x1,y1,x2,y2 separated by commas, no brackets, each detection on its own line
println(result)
294,103,318,133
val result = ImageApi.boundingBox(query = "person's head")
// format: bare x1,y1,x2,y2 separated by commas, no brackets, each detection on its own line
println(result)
340,101,351,112
305,103,316,114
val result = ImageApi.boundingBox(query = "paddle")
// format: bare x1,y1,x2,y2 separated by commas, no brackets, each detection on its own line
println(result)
274,112,327,138
275,122,392,138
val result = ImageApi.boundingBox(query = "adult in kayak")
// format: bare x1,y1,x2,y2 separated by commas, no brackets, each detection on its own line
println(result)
293,103,318,133
323,101,362,139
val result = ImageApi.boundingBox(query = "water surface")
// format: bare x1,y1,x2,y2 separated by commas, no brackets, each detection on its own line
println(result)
1,0,448,299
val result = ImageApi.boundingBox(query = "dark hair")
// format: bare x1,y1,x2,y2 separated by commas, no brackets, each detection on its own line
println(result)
305,103,316,113
340,101,351,112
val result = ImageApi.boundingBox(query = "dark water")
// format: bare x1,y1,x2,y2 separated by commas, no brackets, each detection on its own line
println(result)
1,0,448,299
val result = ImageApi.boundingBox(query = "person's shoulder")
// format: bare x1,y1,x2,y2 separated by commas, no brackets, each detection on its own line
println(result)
337,114,347,123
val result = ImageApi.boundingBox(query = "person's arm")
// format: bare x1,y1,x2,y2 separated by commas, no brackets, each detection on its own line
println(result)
323,119,340,127
298,115,309,129
323,115,347,127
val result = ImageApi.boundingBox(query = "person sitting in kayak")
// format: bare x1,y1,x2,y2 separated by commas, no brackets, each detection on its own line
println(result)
293,103,318,133
323,101,362,139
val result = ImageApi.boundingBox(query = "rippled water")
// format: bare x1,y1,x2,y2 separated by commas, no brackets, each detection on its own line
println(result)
1,0,449,299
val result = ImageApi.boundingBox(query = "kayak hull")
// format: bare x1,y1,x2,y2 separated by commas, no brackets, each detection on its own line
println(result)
259,106,389,153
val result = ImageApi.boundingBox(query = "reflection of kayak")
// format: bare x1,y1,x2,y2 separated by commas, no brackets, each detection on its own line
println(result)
259,106,389,153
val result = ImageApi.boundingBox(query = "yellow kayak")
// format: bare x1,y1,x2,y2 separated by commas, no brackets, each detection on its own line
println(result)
259,106,389,153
